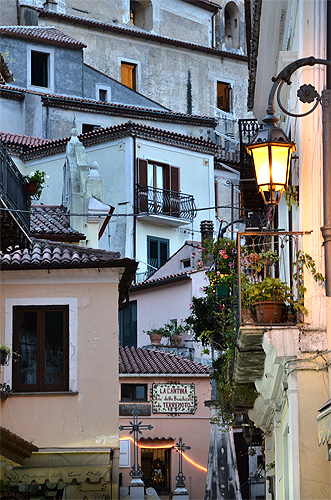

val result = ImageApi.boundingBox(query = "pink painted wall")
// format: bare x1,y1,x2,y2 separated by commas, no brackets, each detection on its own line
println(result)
119,374,211,499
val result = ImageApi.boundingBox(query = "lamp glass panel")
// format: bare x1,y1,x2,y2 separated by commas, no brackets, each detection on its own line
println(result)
252,146,270,189
270,145,290,190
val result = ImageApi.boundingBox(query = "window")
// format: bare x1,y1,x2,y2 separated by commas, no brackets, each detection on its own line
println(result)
31,51,49,87
137,159,180,217
181,258,191,269
121,62,137,90
141,447,171,494
130,1,153,30
217,81,232,112
13,306,69,392
224,1,240,49
119,301,137,347
121,383,148,401
82,123,101,134
99,89,107,102
147,236,169,274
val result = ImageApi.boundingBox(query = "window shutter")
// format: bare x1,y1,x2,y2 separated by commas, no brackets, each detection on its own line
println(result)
137,159,148,186
170,167,180,216
137,159,148,212
170,166,180,192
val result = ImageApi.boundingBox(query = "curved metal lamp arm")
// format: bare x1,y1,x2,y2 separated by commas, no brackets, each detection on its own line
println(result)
265,56,331,121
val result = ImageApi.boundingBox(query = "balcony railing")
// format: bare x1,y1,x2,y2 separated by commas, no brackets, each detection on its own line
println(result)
0,140,30,250
136,186,196,222
238,231,308,326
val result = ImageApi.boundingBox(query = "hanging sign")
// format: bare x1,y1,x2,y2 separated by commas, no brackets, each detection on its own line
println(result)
152,383,196,414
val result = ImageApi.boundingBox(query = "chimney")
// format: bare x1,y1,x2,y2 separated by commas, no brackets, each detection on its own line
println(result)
200,220,214,266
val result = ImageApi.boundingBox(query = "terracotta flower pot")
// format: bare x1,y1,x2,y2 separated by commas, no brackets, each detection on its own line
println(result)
254,301,284,323
149,333,162,345
25,182,37,194
170,335,182,347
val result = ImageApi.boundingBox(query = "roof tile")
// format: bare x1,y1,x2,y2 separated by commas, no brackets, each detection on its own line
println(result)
0,26,86,49
31,205,86,241
119,346,210,375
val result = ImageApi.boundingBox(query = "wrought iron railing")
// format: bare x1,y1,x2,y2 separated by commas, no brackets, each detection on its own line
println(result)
237,231,310,325
0,140,30,236
136,186,195,221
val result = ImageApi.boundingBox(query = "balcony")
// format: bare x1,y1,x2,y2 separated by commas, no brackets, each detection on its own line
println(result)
136,186,196,227
0,141,31,252
234,231,307,383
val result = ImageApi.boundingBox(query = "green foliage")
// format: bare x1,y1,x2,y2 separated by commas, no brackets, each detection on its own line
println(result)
0,383,12,401
144,322,189,339
293,250,325,315
24,170,47,200
248,277,293,304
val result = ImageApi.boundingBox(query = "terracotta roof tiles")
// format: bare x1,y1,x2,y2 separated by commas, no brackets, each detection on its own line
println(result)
119,346,210,375
31,205,86,241
0,26,86,49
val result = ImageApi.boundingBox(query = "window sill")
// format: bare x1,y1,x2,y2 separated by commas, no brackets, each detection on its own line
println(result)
10,391,79,397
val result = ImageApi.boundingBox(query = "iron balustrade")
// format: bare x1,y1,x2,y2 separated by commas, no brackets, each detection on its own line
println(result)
237,231,311,326
136,185,196,221
0,140,30,236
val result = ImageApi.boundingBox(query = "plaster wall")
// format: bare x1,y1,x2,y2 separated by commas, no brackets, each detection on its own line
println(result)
38,17,249,117
296,367,331,499
0,99,24,135
0,268,120,450
118,374,211,499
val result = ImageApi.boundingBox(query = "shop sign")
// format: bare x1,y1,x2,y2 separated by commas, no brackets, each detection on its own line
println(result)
152,383,196,414
6,466,109,485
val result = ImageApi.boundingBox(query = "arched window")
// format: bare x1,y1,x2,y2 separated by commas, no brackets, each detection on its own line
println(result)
224,1,240,49
130,1,153,31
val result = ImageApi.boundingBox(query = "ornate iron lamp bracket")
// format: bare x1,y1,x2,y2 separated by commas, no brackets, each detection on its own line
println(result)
266,56,331,120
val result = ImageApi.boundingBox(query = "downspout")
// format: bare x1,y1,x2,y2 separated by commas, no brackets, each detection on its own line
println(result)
133,136,137,262
321,0,331,296
45,104,50,139
16,0,20,25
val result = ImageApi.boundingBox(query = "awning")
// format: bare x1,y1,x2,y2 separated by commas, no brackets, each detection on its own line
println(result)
317,399,331,445
6,465,110,485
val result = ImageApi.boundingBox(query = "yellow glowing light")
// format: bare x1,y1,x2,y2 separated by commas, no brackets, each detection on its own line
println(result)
119,437,207,473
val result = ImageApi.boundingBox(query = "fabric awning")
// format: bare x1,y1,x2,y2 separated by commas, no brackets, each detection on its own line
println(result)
6,465,110,485
317,399,331,445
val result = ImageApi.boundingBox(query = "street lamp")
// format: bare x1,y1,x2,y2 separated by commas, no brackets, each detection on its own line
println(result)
246,56,331,294
245,116,296,205
245,56,331,205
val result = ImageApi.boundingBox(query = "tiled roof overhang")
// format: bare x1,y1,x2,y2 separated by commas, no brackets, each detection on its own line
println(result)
31,205,86,242
119,346,211,375
33,8,248,62
0,239,138,306
0,26,86,49
130,272,191,291
41,95,217,127
246,0,263,110
13,122,219,160
0,427,38,465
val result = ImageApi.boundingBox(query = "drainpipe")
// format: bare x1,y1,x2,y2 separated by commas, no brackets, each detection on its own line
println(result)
321,0,331,296
133,136,137,262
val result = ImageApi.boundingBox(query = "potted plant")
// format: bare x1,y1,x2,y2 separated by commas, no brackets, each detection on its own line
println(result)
0,383,12,401
144,326,170,345
167,322,190,347
249,277,293,323
259,249,279,266
0,344,12,365
24,170,47,201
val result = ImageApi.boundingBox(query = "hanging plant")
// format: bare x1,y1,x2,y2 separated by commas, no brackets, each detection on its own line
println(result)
285,185,299,211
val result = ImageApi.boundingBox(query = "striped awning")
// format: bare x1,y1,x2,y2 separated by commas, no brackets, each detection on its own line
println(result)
317,399,331,445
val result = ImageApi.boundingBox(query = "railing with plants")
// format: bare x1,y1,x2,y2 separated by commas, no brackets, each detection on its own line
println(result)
185,231,325,427
238,231,324,326
0,140,30,235
136,185,195,221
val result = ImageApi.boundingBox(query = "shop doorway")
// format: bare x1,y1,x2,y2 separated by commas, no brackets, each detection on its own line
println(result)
141,447,171,494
